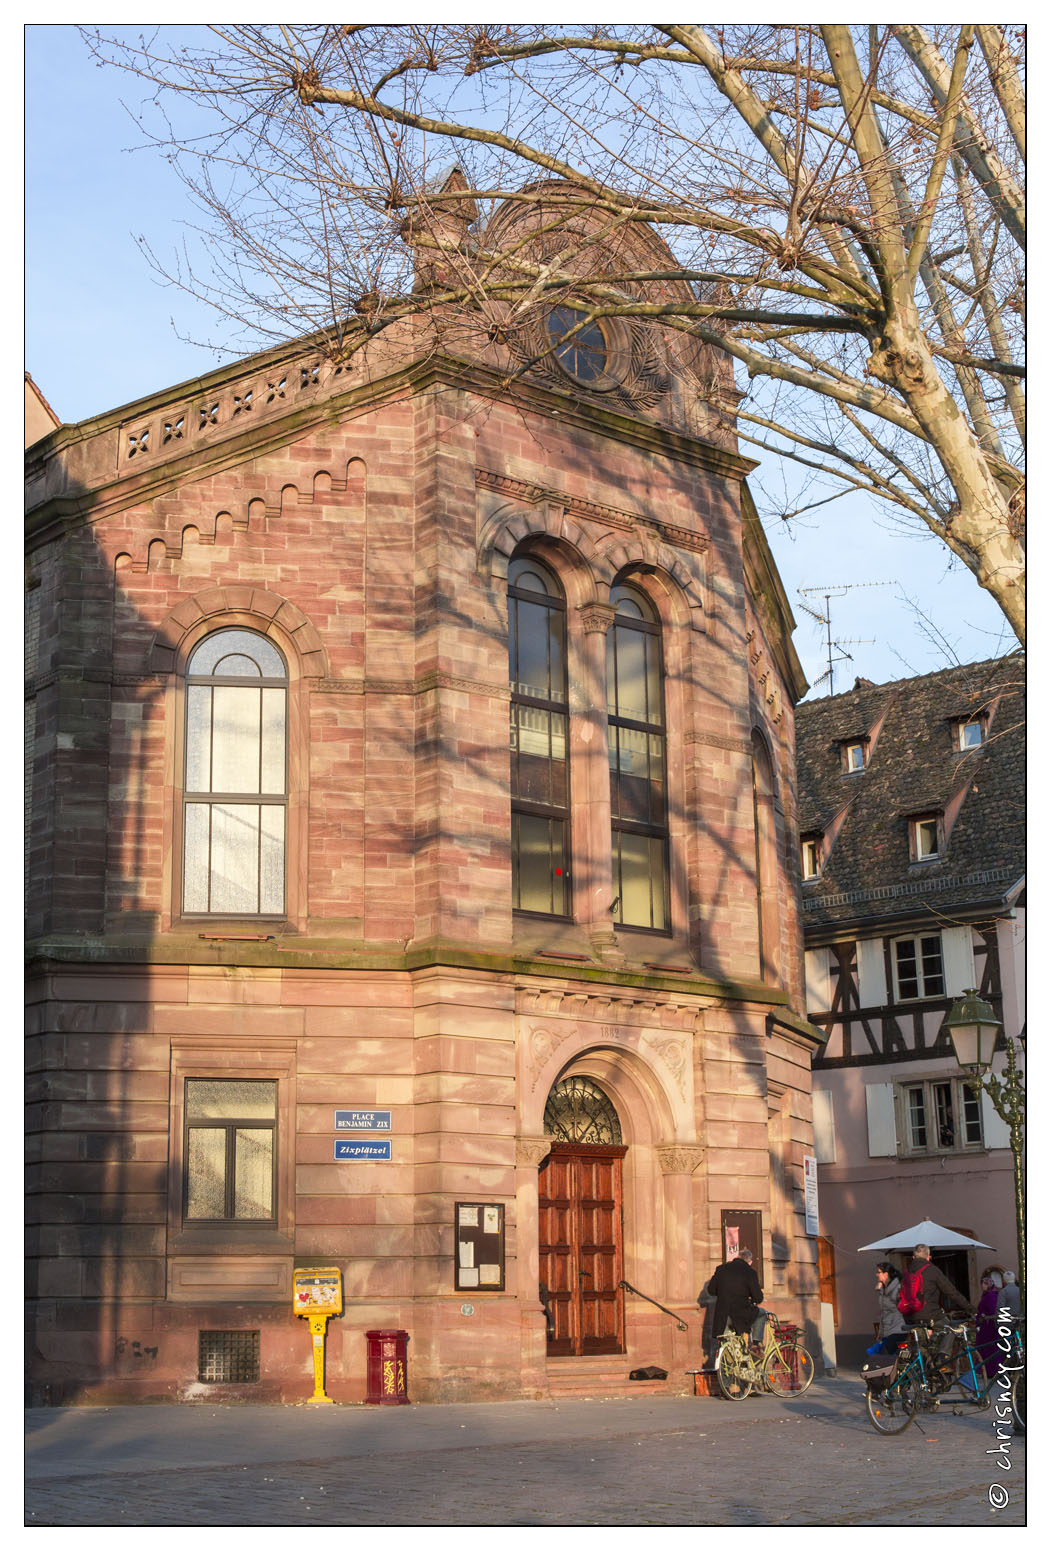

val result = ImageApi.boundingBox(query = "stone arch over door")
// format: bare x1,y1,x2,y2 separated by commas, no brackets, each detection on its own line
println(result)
521,1031,703,1360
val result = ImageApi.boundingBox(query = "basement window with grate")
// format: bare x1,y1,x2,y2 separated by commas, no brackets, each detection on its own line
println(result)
198,1329,260,1384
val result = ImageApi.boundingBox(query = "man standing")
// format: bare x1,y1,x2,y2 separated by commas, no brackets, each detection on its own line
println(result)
899,1242,974,1325
704,1246,765,1345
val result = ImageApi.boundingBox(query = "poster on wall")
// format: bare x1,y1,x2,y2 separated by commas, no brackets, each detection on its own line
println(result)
455,1202,506,1292
803,1154,820,1236
720,1209,763,1284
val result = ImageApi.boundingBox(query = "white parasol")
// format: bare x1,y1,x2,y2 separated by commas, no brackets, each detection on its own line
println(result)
857,1218,993,1252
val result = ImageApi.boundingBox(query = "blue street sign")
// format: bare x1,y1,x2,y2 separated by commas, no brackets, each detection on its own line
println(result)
333,1110,391,1131
334,1139,392,1161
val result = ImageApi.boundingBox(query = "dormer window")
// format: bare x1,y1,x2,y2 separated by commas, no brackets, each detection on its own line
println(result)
956,718,984,751
911,814,941,861
842,740,867,773
801,834,822,881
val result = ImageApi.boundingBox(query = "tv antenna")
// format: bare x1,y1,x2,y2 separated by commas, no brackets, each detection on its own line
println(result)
797,582,894,695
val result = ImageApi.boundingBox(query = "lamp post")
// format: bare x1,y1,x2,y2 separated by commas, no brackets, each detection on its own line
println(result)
946,989,1025,1302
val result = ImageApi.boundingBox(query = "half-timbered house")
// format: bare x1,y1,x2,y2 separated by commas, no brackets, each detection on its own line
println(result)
797,657,1024,1363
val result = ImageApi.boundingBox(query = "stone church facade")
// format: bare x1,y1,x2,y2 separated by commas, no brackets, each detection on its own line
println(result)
26,184,822,1404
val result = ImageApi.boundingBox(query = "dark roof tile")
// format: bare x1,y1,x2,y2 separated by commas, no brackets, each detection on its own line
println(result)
796,654,1024,931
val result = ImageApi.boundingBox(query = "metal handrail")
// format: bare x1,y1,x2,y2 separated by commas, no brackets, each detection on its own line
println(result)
618,1278,689,1332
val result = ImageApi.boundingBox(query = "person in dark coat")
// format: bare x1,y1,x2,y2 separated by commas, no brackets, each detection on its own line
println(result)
901,1243,975,1326
704,1247,766,1345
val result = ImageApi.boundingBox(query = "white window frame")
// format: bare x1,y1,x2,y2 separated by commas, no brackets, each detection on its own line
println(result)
956,718,984,750
911,815,940,861
896,1076,984,1156
801,835,821,880
843,741,866,773
892,932,946,1001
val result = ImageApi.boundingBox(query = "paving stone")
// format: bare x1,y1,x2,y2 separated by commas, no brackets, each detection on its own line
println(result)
25,1378,1026,1527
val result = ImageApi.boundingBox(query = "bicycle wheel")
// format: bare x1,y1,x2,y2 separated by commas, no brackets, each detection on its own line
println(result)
764,1341,815,1396
715,1342,754,1400
866,1376,919,1435
1010,1371,1025,1433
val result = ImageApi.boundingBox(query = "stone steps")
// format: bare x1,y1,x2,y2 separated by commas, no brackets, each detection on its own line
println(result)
545,1357,693,1400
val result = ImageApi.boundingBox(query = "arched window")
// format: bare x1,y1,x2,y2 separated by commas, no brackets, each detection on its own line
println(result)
508,555,570,917
751,730,779,980
607,583,669,931
544,1076,623,1144
183,629,288,916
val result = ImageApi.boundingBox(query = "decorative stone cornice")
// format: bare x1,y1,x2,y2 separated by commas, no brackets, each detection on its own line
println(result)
655,1143,706,1176
477,467,710,556
517,986,700,1033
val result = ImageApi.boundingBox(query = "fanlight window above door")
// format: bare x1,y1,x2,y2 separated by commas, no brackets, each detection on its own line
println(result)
543,1077,623,1145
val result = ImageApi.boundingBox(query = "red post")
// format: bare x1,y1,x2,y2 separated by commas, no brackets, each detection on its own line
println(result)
365,1329,409,1404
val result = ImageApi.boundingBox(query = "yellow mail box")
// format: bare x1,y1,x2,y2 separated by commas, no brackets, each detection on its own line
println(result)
293,1266,343,1318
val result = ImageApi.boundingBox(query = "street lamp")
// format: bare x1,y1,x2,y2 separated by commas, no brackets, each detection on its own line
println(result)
946,988,1025,1302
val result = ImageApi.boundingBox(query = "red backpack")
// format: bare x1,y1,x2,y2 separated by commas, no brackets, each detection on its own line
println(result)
898,1267,925,1317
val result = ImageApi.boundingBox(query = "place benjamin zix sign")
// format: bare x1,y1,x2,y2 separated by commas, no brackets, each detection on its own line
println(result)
333,1110,391,1131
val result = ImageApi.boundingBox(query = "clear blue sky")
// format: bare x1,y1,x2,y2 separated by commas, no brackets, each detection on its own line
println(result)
25,24,1018,699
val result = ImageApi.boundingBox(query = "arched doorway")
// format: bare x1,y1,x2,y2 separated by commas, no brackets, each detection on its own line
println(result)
539,1077,627,1355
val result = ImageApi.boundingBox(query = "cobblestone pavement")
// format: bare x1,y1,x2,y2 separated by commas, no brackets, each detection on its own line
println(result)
26,1378,1025,1527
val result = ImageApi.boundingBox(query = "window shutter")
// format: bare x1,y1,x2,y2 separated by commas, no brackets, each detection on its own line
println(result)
865,1083,898,1157
979,1090,1012,1150
941,925,976,995
812,1088,837,1163
857,937,887,1009
805,949,832,1014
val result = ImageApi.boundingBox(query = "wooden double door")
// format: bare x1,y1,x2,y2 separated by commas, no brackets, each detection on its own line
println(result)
539,1142,627,1355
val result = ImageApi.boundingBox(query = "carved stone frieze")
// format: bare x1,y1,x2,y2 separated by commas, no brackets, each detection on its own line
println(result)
526,1024,569,1087
516,1135,553,1167
648,1036,689,1098
684,730,752,755
655,1143,705,1176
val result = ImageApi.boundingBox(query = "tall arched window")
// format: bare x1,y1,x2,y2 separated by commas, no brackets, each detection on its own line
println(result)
751,729,779,979
183,629,288,916
607,582,668,931
508,555,570,917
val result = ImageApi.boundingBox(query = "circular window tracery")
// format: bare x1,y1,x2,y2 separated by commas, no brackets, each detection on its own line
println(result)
544,305,609,384
543,1076,623,1144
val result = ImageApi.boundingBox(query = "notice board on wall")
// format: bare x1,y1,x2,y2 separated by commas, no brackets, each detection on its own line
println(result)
720,1209,764,1286
455,1202,506,1291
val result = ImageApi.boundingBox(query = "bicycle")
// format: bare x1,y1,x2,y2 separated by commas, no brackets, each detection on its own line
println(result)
864,1319,1024,1435
715,1314,816,1401
937,1318,1025,1430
